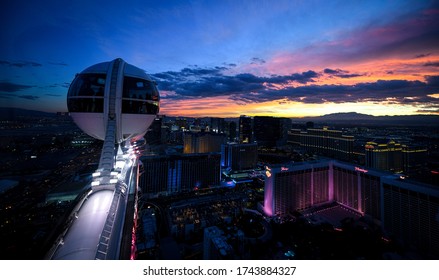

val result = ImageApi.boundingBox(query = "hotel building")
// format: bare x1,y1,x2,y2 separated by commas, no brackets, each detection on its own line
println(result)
263,160,439,257
239,115,253,144
183,132,226,154
365,139,428,175
365,139,403,172
253,116,291,147
139,153,221,196
221,142,258,171
288,127,354,162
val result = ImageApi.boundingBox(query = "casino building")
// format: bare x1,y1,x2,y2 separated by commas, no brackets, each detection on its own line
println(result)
263,160,439,257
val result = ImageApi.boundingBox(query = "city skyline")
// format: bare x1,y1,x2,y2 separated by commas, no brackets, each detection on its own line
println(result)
1,0,439,117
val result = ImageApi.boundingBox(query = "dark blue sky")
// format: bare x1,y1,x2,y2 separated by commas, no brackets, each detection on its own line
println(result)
1,0,438,117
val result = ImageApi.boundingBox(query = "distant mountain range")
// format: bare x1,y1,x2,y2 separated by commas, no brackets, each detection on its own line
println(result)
0,107,56,120
291,112,439,126
1,108,438,126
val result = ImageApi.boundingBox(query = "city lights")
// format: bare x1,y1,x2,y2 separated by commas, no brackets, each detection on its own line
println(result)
1,3,439,277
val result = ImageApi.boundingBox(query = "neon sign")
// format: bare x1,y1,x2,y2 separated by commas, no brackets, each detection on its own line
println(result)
355,167,368,173
281,167,289,171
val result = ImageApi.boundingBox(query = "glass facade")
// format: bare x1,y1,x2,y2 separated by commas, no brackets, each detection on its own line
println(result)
221,143,258,170
67,74,106,113
139,154,221,196
122,76,159,114
67,74,160,114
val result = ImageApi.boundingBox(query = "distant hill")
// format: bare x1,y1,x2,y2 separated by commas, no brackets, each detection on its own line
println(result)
1,108,438,126
301,112,375,120
0,107,56,120
291,112,439,126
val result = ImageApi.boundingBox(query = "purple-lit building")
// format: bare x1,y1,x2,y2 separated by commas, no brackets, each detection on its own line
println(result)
263,161,334,216
263,160,439,257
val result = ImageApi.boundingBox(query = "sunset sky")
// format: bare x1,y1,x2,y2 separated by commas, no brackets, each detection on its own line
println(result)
1,0,438,117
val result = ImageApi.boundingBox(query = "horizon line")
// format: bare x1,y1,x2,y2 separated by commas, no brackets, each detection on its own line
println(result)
2,106,439,119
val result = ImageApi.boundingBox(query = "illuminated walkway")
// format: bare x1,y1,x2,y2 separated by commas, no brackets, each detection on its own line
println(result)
46,142,139,260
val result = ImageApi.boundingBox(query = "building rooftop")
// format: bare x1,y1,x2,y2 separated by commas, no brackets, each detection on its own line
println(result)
302,203,363,227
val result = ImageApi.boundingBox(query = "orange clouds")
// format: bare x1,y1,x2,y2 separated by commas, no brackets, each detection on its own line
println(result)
160,95,432,118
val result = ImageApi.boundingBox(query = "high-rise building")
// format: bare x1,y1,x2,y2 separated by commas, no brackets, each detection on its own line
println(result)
264,161,383,219
161,124,171,144
221,142,258,171
144,116,162,145
288,126,354,161
209,117,226,133
263,160,439,257
263,161,332,216
381,176,439,257
183,132,226,154
228,121,237,142
180,153,221,190
332,163,381,219
288,128,302,146
139,155,170,195
365,139,403,172
139,153,221,196
253,116,291,148
402,144,428,177
239,115,253,144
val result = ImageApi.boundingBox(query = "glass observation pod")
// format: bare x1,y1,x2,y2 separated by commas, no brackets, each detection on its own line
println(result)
67,58,160,143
